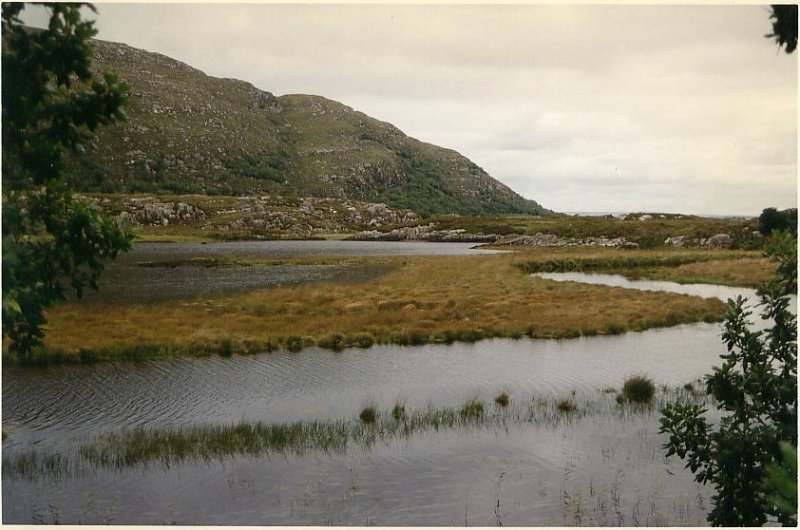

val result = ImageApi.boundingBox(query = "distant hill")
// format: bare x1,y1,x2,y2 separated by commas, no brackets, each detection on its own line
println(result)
64,37,549,217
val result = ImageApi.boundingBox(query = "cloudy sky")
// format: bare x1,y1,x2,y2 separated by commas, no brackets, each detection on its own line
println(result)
27,3,798,215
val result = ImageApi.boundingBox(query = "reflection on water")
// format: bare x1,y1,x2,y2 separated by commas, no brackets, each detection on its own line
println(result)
4,325,727,446
122,239,503,260
534,271,757,301
3,417,710,525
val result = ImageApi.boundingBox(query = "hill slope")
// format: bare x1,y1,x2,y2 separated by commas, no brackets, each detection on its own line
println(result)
66,38,549,217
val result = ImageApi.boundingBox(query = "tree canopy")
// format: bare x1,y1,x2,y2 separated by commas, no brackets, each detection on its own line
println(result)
768,4,798,54
2,3,133,356
660,232,797,526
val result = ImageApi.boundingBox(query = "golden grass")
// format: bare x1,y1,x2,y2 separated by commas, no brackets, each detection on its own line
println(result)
36,253,725,362
508,247,771,287
620,258,775,287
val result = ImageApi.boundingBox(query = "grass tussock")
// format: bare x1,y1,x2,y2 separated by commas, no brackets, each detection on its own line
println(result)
495,392,510,408
359,406,377,424
460,398,485,420
557,399,577,413
619,375,656,404
391,401,406,421
19,251,730,364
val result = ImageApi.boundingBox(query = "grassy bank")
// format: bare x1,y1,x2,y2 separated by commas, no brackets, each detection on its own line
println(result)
511,247,772,288
7,252,730,365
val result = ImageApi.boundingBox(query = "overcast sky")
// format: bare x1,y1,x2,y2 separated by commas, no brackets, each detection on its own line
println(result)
25,3,798,215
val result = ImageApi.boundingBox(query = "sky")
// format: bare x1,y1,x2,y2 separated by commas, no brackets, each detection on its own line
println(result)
24,3,799,216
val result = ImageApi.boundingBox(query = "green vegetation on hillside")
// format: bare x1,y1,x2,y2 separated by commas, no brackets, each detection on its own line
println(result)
63,38,547,217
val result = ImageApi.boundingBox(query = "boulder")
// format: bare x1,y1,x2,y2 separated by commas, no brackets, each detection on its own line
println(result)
704,233,733,249
664,236,685,248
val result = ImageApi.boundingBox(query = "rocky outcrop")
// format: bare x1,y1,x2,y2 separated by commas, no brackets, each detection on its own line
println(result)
348,224,498,243
702,233,733,249
664,233,735,249
664,235,685,248
117,197,206,226
350,227,639,248
495,233,638,249
102,195,419,236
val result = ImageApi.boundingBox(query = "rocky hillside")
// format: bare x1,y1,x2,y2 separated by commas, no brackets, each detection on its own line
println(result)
66,37,549,217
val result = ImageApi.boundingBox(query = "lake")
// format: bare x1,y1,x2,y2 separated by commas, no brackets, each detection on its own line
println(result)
77,240,504,303
2,253,774,525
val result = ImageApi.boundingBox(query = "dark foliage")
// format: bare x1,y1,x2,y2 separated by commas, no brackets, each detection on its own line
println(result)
768,4,798,53
759,207,797,237
2,3,133,355
660,233,797,526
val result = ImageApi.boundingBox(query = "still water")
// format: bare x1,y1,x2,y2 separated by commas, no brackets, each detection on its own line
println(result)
3,262,774,525
79,240,502,303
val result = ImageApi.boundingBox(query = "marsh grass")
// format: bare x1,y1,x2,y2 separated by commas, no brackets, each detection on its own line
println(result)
495,392,510,408
620,376,656,404
514,248,771,287
3,387,711,480
23,252,729,364
557,399,577,413
459,398,485,420
391,401,406,421
359,406,377,424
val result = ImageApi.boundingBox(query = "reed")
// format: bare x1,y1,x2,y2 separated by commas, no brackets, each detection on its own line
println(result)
557,399,577,413
459,398,485,420
391,401,407,421
3,386,711,479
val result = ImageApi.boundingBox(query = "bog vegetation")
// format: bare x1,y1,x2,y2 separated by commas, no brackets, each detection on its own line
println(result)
5,251,747,365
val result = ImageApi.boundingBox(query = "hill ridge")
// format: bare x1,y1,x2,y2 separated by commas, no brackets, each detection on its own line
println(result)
65,36,549,217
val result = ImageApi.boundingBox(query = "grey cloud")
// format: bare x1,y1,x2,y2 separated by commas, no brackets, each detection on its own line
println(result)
21,3,797,215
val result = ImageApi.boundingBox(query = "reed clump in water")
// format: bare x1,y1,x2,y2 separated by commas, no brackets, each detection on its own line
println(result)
495,392,510,408
359,406,377,424
619,375,656,404
391,401,406,421
4,386,711,479
557,399,577,413
460,398,485,420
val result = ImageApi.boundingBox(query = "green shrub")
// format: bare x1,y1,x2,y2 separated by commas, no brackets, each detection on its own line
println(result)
351,333,374,349
318,334,345,351
284,336,304,352
218,339,234,358
79,349,97,364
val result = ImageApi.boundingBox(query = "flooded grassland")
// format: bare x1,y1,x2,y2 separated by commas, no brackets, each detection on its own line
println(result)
7,245,765,365
2,242,779,525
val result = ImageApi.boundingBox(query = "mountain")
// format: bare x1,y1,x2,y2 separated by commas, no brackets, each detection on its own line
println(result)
66,37,549,217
